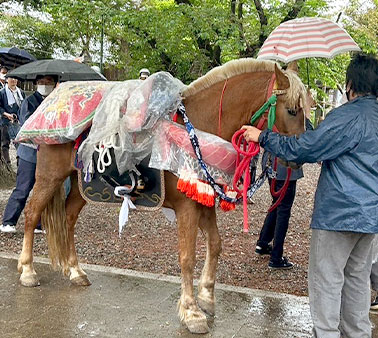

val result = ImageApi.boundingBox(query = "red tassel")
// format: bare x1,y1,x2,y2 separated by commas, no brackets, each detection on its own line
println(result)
220,188,237,212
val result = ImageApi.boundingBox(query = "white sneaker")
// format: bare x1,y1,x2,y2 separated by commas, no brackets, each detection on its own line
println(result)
0,224,16,233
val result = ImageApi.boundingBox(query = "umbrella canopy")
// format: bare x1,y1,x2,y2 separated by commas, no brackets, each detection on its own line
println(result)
7,59,106,82
0,47,36,69
257,17,361,63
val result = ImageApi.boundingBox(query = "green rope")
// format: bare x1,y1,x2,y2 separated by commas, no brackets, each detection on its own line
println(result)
249,94,277,131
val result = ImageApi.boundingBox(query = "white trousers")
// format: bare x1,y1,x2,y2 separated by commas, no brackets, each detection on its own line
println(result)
309,229,375,338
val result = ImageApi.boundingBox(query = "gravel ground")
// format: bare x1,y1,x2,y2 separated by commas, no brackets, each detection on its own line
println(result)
0,148,320,297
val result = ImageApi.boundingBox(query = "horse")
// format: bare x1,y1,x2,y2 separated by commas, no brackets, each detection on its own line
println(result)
17,59,307,334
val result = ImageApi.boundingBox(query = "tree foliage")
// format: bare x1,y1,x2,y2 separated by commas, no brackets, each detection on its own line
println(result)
0,0,376,87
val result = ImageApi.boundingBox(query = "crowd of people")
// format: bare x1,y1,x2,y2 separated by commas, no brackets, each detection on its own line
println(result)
0,53,378,337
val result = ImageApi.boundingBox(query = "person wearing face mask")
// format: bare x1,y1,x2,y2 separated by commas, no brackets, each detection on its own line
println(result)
242,53,378,338
0,66,8,89
0,76,25,164
0,75,57,234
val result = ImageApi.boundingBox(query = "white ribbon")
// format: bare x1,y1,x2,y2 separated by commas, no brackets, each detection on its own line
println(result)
114,174,136,236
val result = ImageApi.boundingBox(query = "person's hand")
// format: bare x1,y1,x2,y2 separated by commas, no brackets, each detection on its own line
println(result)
3,112,14,121
241,125,262,143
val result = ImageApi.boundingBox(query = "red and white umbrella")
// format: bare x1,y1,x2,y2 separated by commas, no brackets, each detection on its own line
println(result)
257,17,361,63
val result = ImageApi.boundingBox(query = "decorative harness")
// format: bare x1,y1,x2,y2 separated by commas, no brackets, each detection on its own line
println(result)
178,73,293,232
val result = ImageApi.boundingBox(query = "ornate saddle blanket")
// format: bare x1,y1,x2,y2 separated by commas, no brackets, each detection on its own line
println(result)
77,149,164,211
16,81,113,144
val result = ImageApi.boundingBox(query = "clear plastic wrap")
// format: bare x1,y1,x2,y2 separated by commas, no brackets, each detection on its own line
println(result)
149,120,237,185
78,72,186,178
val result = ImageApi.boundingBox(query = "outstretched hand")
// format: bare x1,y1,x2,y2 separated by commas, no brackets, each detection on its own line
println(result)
241,125,262,143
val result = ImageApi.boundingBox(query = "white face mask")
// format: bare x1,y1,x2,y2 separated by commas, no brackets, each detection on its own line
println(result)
0,73,6,80
37,84,55,97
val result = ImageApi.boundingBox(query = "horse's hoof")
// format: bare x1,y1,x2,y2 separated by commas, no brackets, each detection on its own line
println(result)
185,318,209,334
20,274,40,287
197,297,215,316
70,275,92,286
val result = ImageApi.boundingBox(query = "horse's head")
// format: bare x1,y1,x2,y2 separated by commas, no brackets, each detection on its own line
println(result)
182,59,308,170
271,63,307,137
267,63,308,169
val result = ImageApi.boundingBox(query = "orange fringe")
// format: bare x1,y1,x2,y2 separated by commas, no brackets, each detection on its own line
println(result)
176,170,215,207
219,187,237,212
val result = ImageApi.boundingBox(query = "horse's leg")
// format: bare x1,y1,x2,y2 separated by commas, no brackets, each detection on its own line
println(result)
18,176,65,286
197,206,221,316
18,144,72,287
65,172,90,286
176,201,210,334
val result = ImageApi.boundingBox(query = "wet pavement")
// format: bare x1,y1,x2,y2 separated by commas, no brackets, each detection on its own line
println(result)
1,253,378,338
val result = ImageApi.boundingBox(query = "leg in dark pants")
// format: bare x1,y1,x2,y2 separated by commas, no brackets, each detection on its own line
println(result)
257,179,297,262
0,125,11,163
2,158,36,225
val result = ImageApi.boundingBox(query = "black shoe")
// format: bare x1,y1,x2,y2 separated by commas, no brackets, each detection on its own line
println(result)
371,296,378,311
268,257,293,270
255,244,272,255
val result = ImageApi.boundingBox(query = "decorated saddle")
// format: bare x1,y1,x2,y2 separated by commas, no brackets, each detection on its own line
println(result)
76,149,164,211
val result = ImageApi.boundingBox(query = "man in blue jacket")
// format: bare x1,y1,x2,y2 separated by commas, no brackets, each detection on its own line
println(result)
0,75,57,233
242,53,378,338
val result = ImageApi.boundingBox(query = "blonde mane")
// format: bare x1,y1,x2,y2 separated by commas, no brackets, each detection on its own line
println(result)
182,58,307,109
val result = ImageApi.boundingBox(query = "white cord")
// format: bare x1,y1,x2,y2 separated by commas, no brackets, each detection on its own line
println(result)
94,134,121,173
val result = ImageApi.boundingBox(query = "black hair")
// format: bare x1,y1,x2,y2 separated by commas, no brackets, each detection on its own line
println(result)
34,74,58,84
346,53,378,97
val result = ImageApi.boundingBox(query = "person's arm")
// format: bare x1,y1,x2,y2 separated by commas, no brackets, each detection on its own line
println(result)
243,108,363,163
0,92,14,121
18,98,30,126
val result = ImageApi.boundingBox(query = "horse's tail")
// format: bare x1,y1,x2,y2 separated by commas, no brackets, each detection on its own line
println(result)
41,184,70,276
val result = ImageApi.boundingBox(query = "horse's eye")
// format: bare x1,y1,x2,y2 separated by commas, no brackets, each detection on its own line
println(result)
287,109,297,116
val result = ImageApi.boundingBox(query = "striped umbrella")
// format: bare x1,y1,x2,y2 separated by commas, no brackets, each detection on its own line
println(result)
0,47,36,70
257,17,361,63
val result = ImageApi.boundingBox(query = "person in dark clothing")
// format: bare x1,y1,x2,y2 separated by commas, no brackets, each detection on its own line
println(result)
256,119,314,269
255,157,301,269
0,75,57,233
0,76,25,163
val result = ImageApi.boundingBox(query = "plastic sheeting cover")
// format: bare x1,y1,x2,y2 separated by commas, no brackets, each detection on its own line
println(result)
78,71,186,177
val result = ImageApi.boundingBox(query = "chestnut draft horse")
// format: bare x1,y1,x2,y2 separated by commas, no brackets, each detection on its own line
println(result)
18,59,307,334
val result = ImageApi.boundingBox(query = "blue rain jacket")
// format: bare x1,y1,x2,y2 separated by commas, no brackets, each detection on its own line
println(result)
259,95,378,233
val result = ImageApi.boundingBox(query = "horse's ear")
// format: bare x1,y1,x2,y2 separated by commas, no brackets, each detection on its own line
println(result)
274,64,290,90
287,61,298,73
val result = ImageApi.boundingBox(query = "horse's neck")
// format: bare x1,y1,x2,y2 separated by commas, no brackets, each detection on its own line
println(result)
183,72,272,141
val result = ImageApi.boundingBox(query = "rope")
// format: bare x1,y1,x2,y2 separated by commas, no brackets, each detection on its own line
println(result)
268,157,292,212
231,129,260,232
94,134,121,173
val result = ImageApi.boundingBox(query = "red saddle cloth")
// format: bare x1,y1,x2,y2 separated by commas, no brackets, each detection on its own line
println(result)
16,81,113,145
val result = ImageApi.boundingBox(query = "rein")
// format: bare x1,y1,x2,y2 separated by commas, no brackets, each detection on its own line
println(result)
269,157,292,212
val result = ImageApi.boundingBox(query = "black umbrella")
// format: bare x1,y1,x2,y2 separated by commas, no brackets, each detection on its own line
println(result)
7,59,106,82
0,47,36,69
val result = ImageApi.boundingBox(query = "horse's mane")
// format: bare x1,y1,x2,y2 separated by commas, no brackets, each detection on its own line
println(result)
182,58,306,109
